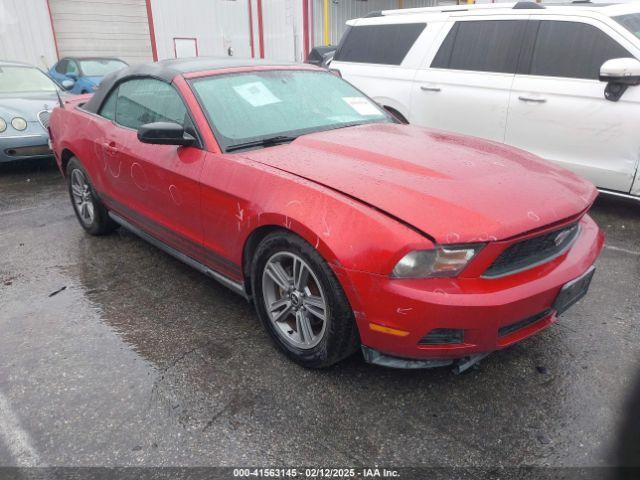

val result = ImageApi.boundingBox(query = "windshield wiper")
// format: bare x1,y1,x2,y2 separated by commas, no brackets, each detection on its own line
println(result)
226,135,298,153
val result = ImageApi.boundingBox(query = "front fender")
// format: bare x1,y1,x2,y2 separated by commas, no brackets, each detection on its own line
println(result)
233,166,434,277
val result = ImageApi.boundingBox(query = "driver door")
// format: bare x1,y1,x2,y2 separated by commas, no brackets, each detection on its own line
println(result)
505,17,640,193
103,78,206,255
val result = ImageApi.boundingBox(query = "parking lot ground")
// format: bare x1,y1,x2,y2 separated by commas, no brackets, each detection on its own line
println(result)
0,160,639,468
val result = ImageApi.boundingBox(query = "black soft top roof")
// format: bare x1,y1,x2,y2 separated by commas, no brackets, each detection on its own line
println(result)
65,56,127,62
83,56,302,114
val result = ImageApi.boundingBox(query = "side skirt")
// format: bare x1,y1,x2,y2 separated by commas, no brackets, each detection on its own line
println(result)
597,188,640,203
108,212,249,300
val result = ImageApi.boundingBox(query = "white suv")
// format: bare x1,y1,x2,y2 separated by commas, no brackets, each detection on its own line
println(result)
331,2,640,201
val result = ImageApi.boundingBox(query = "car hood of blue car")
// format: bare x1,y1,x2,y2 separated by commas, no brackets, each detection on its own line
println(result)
0,92,61,125
83,76,104,85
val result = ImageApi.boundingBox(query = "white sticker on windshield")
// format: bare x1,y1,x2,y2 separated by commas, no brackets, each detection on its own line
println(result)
342,97,380,116
233,81,281,107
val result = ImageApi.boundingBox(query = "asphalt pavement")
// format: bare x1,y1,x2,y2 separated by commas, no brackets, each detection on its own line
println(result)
0,159,639,470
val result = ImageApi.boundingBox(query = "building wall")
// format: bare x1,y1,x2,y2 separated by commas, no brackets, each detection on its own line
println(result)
150,0,252,61
2,0,474,71
0,0,57,69
48,0,153,65
261,0,308,61
312,0,438,47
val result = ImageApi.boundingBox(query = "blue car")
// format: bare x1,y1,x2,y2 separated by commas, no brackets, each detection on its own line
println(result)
0,60,70,163
49,57,128,94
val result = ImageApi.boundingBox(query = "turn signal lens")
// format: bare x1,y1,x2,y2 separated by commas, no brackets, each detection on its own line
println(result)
11,117,27,131
392,246,481,279
369,323,410,337
0,117,6,133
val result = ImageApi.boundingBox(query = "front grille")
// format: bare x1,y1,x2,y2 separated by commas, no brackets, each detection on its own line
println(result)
418,328,464,345
38,110,51,130
498,309,552,337
484,223,580,278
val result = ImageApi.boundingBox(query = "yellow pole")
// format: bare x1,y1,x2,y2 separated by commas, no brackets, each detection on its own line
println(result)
466,0,474,4
323,0,330,46
398,0,404,8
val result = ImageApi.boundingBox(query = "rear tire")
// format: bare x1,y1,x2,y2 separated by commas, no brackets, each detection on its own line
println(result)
251,231,359,368
67,156,117,236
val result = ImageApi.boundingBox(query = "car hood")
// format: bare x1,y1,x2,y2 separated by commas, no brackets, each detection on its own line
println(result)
0,92,61,121
238,123,597,244
84,76,104,85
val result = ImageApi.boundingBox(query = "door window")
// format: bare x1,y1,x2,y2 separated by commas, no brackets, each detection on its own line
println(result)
431,20,526,74
66,61,79,76
112,79,188,130
55,60,68,74
528,21,630,80
614,13,640,39
334,23,426,65
98,87,118,121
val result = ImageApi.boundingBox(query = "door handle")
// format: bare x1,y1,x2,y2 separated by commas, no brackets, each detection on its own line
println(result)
103,141,118,155
518,96,547,103
420,85,441,92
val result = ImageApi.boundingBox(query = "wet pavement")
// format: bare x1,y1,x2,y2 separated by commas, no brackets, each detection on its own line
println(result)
0,159,639,468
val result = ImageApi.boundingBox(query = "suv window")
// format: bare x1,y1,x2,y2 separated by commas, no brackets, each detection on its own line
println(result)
431,20,525,74
334,23,426,65
529,21,630,80
113,78,188,130
614,13,640,40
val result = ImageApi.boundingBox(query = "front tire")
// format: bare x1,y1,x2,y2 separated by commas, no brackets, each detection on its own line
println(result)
251,232,359,368
67,157,117,235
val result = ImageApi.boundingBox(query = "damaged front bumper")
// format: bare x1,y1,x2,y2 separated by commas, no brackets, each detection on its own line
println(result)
361,345,490,374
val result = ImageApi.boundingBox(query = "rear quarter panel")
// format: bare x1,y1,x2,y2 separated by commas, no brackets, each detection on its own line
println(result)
50,98,103,185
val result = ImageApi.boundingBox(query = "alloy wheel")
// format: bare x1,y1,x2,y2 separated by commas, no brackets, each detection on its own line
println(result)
261,252,328,349
70,169,95,226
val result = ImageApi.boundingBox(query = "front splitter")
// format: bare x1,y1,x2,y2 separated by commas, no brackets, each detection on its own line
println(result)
361,345,490,374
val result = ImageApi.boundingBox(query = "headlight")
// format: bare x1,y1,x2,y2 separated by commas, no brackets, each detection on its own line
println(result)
91,84,99,91
0,118,6,133
11,117,27,131
392,245,482,278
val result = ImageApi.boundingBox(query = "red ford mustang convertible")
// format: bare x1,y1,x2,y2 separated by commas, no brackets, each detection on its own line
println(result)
49,58,604,371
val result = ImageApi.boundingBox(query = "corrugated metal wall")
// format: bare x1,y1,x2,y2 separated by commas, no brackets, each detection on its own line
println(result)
2,0,449,70
261,0,306,62
150,0,252,61
49,0,153,65
311,0,438,47
0,0,57,69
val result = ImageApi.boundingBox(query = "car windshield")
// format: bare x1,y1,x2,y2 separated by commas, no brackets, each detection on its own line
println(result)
190,69,391,152
0,66,59,94
614,13,640,39
79,59,127,77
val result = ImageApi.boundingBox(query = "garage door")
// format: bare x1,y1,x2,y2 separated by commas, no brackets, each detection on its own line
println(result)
49,0,153,65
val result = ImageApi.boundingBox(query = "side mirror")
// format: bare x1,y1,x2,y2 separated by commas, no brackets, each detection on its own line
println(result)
137,122,196,146
61,79,75,90
599,58,640,101
322,52,335,68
